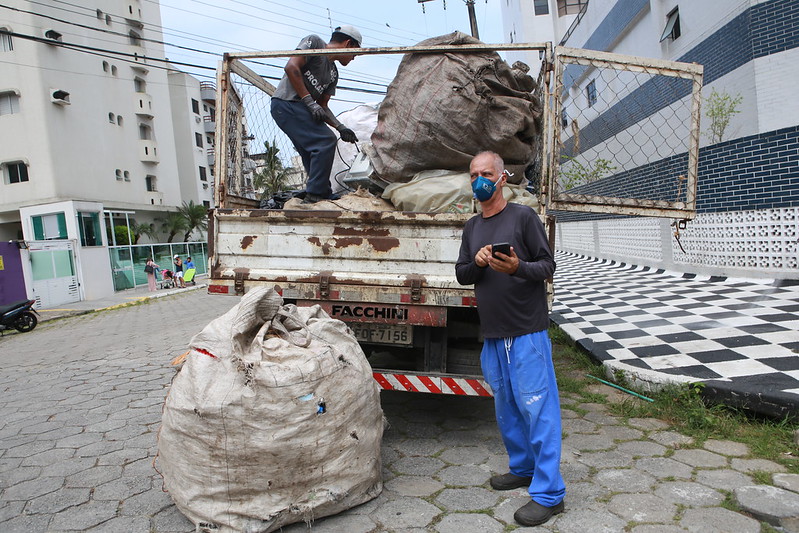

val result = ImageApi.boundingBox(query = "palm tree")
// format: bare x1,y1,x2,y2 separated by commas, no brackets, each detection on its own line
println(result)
178,200,208,242
157,212,188,243
131,222,157,244
253,139,290,199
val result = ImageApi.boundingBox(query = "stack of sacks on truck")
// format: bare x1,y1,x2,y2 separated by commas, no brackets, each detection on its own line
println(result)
158,287,384,533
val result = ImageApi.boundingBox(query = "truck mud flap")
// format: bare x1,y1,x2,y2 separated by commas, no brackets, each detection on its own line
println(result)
373,371,492,397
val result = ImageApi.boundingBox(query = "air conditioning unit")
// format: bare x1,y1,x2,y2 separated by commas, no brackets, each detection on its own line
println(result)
51,89,71,105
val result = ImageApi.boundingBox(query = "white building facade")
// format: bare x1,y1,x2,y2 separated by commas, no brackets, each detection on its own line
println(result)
501,0,799,279
0,0,215,306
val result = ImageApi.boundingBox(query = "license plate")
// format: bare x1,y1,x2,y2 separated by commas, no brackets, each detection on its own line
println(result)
350,323,413,345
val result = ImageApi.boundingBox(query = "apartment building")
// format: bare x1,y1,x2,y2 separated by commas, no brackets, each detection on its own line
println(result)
0,0,215,307
501,0,799,279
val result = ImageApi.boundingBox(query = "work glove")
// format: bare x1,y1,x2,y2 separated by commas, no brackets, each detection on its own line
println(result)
301,95,326,124
337,124,359,143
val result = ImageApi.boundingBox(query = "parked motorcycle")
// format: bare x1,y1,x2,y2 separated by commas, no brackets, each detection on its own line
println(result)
0,299,39,335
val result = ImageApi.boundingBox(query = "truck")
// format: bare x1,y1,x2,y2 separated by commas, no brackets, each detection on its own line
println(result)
206,42,703,396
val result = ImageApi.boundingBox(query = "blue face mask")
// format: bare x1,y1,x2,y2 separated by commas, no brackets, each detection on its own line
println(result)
472,175,496,202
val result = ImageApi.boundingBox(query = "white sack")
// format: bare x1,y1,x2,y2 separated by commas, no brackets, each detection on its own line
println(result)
158,287,383,533
329,103,380,195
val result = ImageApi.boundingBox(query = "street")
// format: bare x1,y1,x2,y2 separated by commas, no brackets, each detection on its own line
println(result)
0,290,787,532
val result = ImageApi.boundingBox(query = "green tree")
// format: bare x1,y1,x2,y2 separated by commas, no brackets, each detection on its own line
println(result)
157,212,188,243
113,225,133,246
130,222,157,244
253,139,290,199
705,89,742,144
178,200,208,242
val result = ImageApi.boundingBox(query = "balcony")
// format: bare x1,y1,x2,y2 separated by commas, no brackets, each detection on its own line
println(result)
140,140,159,163
133,92,153,117
203,115,215,134
200,81,216,103
206,148,215,166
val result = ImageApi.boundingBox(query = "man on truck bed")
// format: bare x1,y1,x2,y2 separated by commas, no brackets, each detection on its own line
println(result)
455,151,565,527
270,25,362,203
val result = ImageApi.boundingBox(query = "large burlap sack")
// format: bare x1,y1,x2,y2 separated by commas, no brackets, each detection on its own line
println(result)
366,31,541,184
158,287,383,533
382,169,540,213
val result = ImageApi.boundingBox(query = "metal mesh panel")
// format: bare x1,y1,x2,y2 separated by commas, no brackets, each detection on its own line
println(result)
550,47,703,219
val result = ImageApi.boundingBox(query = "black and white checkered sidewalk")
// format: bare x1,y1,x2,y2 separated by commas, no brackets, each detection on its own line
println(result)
551,251,799,418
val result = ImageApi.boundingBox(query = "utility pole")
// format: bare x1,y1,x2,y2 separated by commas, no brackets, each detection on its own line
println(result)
418,0,480,39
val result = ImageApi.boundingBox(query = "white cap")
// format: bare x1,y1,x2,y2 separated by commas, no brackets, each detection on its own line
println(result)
174,254,179,258
333,25,362,47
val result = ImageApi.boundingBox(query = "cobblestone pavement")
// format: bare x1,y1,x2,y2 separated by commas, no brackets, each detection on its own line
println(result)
1,290,798,532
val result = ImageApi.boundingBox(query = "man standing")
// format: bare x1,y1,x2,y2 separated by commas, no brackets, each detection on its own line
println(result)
270,26,362,203
455,151,565,527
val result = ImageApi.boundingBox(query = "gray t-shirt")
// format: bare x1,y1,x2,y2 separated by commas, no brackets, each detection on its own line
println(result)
272,35,339,102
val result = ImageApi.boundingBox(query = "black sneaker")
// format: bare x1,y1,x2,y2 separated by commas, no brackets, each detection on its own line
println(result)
513,500,564,527
302,193,324,204
489,472,532,490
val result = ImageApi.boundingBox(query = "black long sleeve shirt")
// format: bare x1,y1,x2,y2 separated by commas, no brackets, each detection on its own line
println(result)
455,203,555,338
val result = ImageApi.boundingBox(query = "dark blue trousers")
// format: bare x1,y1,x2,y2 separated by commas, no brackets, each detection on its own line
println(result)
481,331,566,507
270,98,337,198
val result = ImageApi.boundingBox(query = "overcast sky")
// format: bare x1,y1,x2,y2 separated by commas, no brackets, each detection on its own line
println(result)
158,0,506,110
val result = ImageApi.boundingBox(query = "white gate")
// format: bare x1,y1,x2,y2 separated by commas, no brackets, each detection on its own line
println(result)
28,240,80,309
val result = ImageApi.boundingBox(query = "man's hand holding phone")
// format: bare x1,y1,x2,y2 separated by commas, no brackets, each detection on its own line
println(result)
489,242,518,274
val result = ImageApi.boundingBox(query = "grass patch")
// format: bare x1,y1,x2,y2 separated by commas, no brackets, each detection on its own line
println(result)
550,325,799,474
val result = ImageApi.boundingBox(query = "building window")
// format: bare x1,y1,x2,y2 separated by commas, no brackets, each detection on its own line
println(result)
31,213,67,240
108,112,116,123
123,170,130,181
534,0,549,15
111,65,118,76
660,7,681,42
0,91,20,115
0,27,12,52
145,174,157,192
96,9,103,19
199,166,207,181
134,77,146,93
586,79,597,107
206,135,212,144
105,14,112,25
78,212,101,246
128,30,142,46
115,169,122,180
139,124,152,140
102,60,109,72
203,200,210,208
5,161,29,184
117,115,123,126
191,99,200,114
195,132,203,148
557,0,586,16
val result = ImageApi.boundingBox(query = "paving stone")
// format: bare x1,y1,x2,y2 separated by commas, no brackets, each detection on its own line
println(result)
370,496,441,529
95,446,150,466
577,450,633,468
562,433,616,451
607,493,676,523
680,506,760,533
582,411,619,425
702,439,749,457
3,440,56,458
435,512,504,533
39,457,96,478
627,418,670,430
595,468,656,493
435,487,498,511
24,487,91,514
391,456,445,476
577,402,607,412
629,526,687,533
561,461,592,483
93,475,152,500
48,500,119,530
693,469,754,491
550,507,627,533
564,481,611,505
76,440,125,458
437,465,491,486
616,440,667,458
671,449,727,468
491,494,529,525
730,457,788,473
65,465,123,488
635,457,694,479
597,425,645,442
561,418,599,434
649,431,694,448
0,466,41,490
438,446,489,465
86,515,152,532
654,481,725,506
0,514,51,533
281,511,377,532
775,473,799,494
54,432,104,448
151,504,196,532
1,476,63,500
734,485,799,528
384,476,444,497
0,501,25,522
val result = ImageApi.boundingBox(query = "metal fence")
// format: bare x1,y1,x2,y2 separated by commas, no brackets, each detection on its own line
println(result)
108,242,208,291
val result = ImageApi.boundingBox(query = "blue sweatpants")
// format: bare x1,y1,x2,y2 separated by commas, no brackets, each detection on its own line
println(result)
270,98,337,198
481,330,566,507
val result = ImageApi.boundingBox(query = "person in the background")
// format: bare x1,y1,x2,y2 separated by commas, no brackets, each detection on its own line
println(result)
173,255,186,289
185,257,195,270
270,25,362,203
455,151,565,527
145,258,159,292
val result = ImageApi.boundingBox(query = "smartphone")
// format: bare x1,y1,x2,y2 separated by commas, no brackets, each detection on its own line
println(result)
492,242,511,259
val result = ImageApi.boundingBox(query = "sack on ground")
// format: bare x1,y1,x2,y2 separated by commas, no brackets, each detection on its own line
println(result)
158,287,384,533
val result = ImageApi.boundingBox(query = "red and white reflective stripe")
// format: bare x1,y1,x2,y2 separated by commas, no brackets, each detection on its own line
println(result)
373,372,492,397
